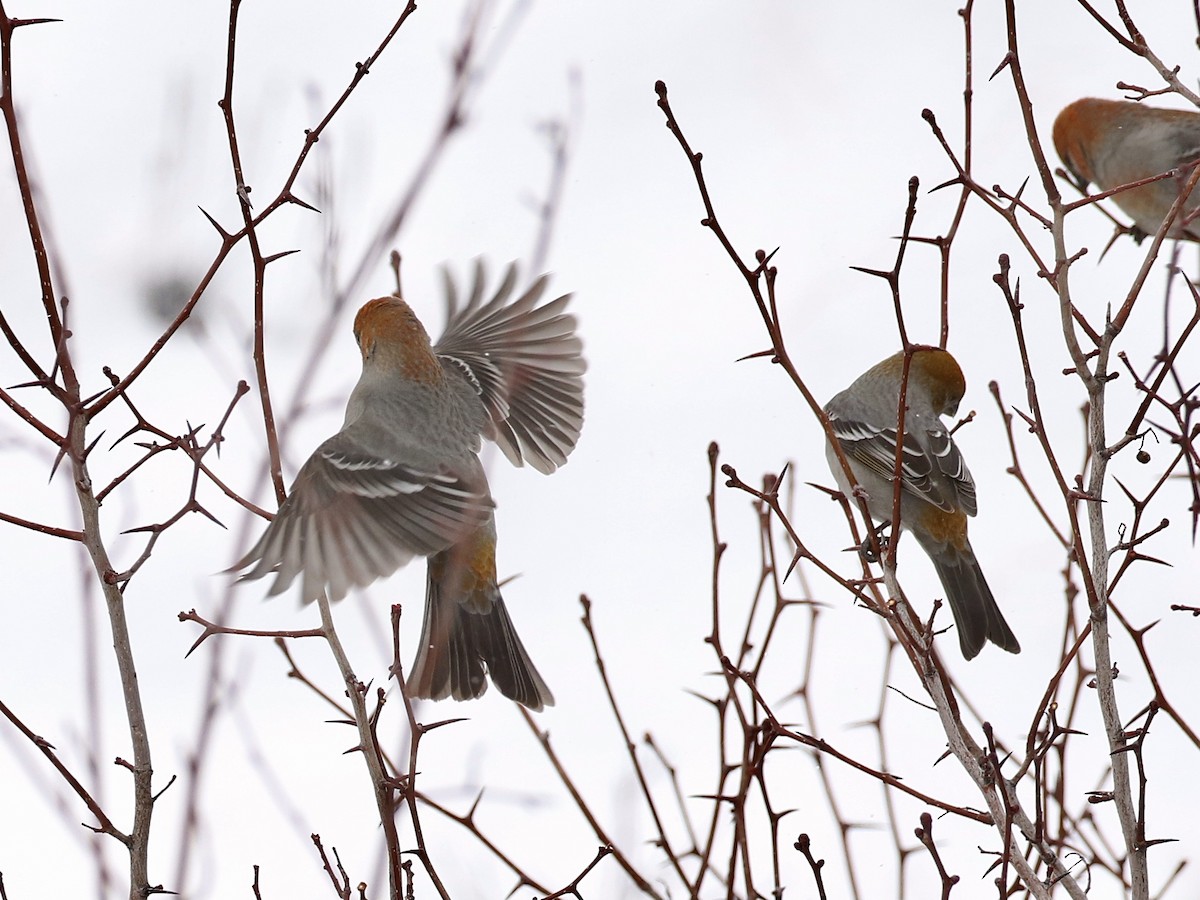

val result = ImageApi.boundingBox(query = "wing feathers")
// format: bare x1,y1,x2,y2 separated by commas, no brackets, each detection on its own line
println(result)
829,412,975,516
434,261,586,474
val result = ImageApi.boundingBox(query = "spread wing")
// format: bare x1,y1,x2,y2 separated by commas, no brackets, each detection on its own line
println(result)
233,432,494,603
434,260,586,475
828,411,976,516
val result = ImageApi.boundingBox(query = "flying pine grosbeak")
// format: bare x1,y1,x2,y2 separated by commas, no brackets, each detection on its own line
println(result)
234,261,585,710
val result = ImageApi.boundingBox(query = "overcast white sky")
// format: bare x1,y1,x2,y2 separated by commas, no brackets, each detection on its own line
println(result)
1,1,1198,897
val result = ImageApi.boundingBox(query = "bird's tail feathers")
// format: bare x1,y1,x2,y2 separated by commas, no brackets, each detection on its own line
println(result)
922,538,1020,660
408,555,554,711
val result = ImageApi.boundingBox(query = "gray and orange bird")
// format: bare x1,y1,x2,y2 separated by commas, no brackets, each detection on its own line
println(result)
234,262,586,710
824,348,1019,660
1053,97,1200,241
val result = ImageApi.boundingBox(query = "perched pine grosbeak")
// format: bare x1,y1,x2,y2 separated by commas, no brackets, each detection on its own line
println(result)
824,348,1019,660
235,262,586,710
1053,97,1200,241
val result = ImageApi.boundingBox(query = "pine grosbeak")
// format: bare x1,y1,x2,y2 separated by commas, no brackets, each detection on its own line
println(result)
234,262,585,710
1053,97,1200,240
824,348,1020,660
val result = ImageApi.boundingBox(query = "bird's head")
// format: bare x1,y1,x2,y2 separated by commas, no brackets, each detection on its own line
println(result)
353,296,442,384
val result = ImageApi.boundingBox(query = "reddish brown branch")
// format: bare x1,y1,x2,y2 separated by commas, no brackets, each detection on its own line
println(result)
0,697,126,843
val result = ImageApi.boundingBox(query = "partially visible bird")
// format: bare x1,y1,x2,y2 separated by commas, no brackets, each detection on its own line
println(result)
1053,97,1200,241
234,261,586,710
824,348,1020,660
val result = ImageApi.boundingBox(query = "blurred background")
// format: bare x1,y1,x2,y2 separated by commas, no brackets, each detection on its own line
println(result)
0,1,1197,897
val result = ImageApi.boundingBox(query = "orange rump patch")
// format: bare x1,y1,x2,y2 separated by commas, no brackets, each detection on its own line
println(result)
918,506,970,550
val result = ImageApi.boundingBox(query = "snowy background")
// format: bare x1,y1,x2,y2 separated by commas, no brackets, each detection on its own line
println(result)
0,1,1197,897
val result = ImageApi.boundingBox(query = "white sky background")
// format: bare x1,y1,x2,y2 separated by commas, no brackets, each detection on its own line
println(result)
1,1,1198,898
